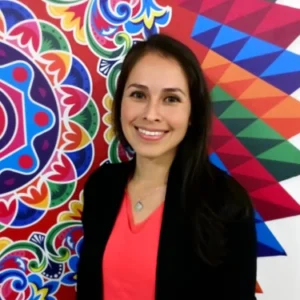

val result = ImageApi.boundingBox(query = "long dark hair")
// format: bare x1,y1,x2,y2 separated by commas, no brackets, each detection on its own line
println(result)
112,33,240,266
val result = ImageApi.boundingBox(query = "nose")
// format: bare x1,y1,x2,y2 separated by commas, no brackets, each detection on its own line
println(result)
143,99,161,122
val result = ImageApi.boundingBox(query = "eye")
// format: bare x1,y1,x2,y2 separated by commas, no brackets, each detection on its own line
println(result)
165,96,181,103
130,91,145,99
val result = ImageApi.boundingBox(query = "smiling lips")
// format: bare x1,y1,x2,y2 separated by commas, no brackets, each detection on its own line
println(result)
135,126,168,141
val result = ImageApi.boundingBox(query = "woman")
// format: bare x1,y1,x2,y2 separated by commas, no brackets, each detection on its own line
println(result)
77,33,257,300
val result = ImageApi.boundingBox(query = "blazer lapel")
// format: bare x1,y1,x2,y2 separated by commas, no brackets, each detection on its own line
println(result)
155,159,190,299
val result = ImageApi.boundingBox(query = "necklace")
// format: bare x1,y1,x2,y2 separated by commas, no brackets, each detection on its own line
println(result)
133,185,166,212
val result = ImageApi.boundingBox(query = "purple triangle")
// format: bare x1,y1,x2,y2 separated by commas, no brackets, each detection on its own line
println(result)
180,0,203,13
192,26,222,48
257,242,286,257
213,37,250,61
261,71,300,94
235,51,283,77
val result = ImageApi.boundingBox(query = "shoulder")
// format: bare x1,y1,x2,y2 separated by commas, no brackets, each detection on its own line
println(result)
84,161,130,190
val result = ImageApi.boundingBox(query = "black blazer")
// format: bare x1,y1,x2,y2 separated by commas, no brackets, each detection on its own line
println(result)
77,158,257,300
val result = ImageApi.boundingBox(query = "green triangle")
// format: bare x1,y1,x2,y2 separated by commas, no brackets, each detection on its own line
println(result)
220,101,257,119
213,100,234,117
237,119,285,140
239,137,283,156
221,118,256,135
258,141,300,165
211,85,233,102
258,159,300,181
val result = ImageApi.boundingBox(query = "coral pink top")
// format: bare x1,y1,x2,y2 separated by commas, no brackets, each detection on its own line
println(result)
102,190,164,300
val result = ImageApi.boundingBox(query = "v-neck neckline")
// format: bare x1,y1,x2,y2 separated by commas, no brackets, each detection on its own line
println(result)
125,190,164,233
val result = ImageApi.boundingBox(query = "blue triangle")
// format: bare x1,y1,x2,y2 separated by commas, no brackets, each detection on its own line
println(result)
261,50,300,76
211,25,248,49
255,211,264,223
235,51,283,77
257,242,286,257
209,152,229,174
256,222,286,255
234,37,282,62
213,37,249,61
191,15,221,37
261,71,300,94
192,26,222,48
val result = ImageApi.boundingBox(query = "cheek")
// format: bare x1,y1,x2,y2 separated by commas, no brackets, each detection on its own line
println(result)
169,113,190,133
121,101,137,126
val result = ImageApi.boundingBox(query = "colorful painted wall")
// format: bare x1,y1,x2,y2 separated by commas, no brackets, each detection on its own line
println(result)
0,0,300,299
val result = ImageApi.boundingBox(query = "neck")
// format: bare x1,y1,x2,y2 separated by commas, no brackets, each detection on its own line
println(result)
132,153,175,187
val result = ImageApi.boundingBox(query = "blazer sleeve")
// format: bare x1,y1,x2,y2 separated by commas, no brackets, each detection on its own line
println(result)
222,179,258,300
76,165,107,299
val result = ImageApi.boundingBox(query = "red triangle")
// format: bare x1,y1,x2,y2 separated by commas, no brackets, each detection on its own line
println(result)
256,21,300,48
251,183,300,211
252,196,300,221
239,96,286,117
226,6,271,35
217,152,252,170
211,135,232,151
219,78,256,99
199,0,235,23
225,0,271,23
199,0,232,13
231,173,274,193
254,5,300,35
212,116,234,136
205,77,216,91
192,43,210,64
231,158,276,182
262,117,300,139
204,63,231,83
179,0,203,13
217,136,252,157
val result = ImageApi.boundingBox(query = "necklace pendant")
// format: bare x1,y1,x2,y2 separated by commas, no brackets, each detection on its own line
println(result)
134,201,143,212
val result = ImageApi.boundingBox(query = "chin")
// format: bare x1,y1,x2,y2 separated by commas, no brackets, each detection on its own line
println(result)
133,145,177,161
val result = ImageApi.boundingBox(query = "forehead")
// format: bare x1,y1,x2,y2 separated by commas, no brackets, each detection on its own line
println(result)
126,52,188,90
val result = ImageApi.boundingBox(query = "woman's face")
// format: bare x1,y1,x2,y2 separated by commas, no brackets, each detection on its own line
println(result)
120,52,191,161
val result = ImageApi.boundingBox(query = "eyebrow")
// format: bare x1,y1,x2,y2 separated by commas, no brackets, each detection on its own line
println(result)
126,83,186,96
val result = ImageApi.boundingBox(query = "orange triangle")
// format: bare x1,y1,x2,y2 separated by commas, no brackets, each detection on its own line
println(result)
262,96,300,118
202,50,229,69
239,79,286,99
219,64,255,83
239,96,286,117
204,63,231,83
256,281,263,294
219,78,256,99
261,118,300,139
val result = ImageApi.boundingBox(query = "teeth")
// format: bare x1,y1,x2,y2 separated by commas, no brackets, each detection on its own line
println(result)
138,128,164,136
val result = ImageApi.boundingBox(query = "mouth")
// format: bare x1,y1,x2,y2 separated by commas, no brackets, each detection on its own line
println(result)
134,126,169,141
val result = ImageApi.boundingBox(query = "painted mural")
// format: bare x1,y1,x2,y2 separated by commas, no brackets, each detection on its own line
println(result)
0,0,299,299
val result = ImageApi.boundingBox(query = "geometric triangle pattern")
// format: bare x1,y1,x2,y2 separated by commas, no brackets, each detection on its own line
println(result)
176,0,300,297
191,15,300,95
182,0,300,48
